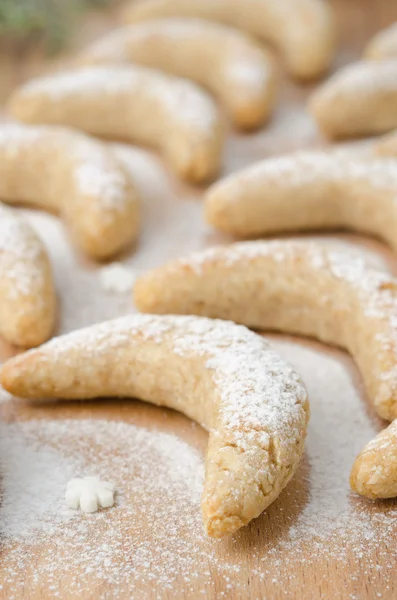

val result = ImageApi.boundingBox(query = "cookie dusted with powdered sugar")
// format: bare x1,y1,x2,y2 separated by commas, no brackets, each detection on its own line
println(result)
0,204,56,347
309,59,397,138
123,0,336,80
0,123,139,260
78,19,277,131
203,150,397,251
0,314,309,538
134,240,397,501
8,66,224,184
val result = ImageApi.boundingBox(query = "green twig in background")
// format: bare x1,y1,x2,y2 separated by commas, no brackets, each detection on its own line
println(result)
0,0,111,51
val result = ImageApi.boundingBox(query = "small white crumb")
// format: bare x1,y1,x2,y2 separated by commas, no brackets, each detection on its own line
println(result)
99,262,136,294
65,476,115,513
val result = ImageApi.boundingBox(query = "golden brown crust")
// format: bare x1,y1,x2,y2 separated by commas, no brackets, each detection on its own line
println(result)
78,19,277,131
0,123,139,260
0,204,56,347
0,314,309,538
8,66,224,184
123,0,336,79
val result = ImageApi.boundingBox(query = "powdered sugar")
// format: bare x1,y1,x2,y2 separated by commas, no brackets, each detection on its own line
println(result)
62,131,135,214
0,122,133,212
0,204,45,297
1,342,396,597
0,419,212,595
15,315,308,451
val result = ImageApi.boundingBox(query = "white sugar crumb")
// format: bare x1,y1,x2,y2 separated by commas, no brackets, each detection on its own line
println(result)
99,262,137,293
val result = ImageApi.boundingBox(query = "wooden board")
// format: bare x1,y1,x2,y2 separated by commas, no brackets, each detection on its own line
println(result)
1,1,397,598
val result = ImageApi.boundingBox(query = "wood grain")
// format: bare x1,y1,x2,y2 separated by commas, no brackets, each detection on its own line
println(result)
1,1,397,598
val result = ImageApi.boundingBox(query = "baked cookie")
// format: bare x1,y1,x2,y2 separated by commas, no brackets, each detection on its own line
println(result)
204,150,397,251
350,420,397,500
0,314,309,538
0,123,139,260
133,240,397,499
365,22,397,60
0,203,56,347
122,0,336,80
8,66,224,184
78,19,277,131
374,129,397,157
309,59,397,138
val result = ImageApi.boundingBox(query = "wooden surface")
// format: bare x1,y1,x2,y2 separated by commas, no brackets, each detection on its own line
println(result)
1,1,397,599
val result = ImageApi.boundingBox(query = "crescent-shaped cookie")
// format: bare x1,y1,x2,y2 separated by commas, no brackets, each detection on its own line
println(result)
122,0,336,80
133,240,397,422
133,241,397,499
0,314,309,538
8,66,224,184
0,203,56,347
309,59,397,138
365,22,397,60
204,151,397,251
0,123,139,260
78,19,277,131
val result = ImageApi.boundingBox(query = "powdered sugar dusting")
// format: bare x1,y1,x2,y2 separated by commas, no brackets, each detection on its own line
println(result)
1,341,397,597
0,123,132,212
0,418,215,595
0,203,45,296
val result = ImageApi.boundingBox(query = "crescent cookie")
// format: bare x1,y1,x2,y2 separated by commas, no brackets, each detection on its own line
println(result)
122,0,336,80
0,123,139,260
204,150,397,251
0,314,309,538
309,59,397,138
365,22,397,60
8,66,224,184
0,204,56,347
133,240,397,499
78,19,277,131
